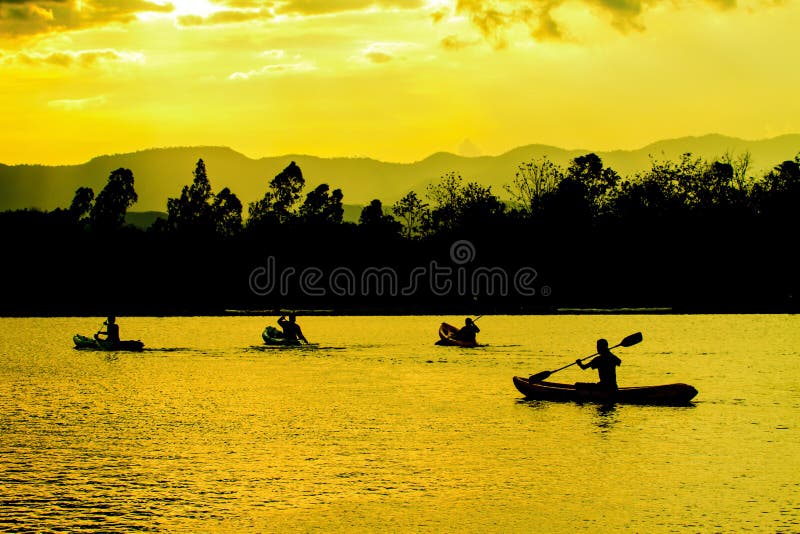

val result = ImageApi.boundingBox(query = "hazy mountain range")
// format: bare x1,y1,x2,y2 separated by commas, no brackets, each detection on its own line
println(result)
2,134,798,216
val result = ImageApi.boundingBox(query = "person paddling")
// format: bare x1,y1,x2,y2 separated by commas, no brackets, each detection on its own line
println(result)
576,338,621,389
278,313,309,344
94,316,121,345
454,317,480,343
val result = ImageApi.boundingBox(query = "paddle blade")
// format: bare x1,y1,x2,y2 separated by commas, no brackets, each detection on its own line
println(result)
528,370,552,383
619,332,643,347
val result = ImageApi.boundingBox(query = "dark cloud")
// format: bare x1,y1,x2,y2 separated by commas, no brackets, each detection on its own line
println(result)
454,0,749,45
364,49,392,63
531,1,562,40
0,0,173,37
455,0,515,47
430,8,447,23
359,42,415,64
707,0,737,8
440,34,477,50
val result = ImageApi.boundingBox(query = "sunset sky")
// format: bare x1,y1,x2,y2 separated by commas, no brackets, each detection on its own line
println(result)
1,0,798,165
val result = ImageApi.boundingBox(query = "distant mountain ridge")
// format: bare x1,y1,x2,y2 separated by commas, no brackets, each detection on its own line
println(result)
2,134,798,213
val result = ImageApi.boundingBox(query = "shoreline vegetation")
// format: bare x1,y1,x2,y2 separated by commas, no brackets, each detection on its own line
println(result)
2,149,798,316
0,308,681,318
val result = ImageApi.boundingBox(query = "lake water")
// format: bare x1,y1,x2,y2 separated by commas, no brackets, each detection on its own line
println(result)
1,315,798,532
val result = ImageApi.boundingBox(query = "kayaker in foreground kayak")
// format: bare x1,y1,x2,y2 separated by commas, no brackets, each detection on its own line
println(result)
453,317,480,344
278,313,309,344
576,338,621,390
95,316,121,345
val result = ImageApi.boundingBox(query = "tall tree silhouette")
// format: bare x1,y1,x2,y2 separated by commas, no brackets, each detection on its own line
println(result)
167,158,214,233
616,154,695,219
392,191,428,239
426,172,504,232
299,184,344,225
166,159,242,235
68,186,94,224
753,157,800,220
505,157,563,216
248,161,305,227
536,153,619,227
567,153,619,200
89,168,138,230
359,199,401,235
721,151,753,195
212,187,243,236
567,153,619,216
426,173,463,232
458,181,505,228
676,158,740,210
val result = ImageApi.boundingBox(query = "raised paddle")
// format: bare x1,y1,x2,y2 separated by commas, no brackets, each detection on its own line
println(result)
528,332,643,383
94,318,110,339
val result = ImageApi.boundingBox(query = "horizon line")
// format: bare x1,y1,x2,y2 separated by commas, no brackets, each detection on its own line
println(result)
4,132,799,168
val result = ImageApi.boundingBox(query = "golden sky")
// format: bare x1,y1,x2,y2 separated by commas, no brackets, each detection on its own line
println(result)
1,0,798,165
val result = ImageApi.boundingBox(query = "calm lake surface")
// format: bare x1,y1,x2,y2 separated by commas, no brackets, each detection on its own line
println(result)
1,315,799,532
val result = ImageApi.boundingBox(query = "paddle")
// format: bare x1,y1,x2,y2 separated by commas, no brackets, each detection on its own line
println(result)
94,318,109,339
528,332,643,383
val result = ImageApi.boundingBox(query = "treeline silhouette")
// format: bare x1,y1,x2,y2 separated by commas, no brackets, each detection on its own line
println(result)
1,151,798,315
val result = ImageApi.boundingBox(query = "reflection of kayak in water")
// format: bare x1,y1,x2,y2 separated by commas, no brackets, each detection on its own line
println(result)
435,322,479,347
262,326,301,346
73,334,144,352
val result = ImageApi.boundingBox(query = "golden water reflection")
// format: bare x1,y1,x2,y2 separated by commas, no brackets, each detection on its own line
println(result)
1,314,798,532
